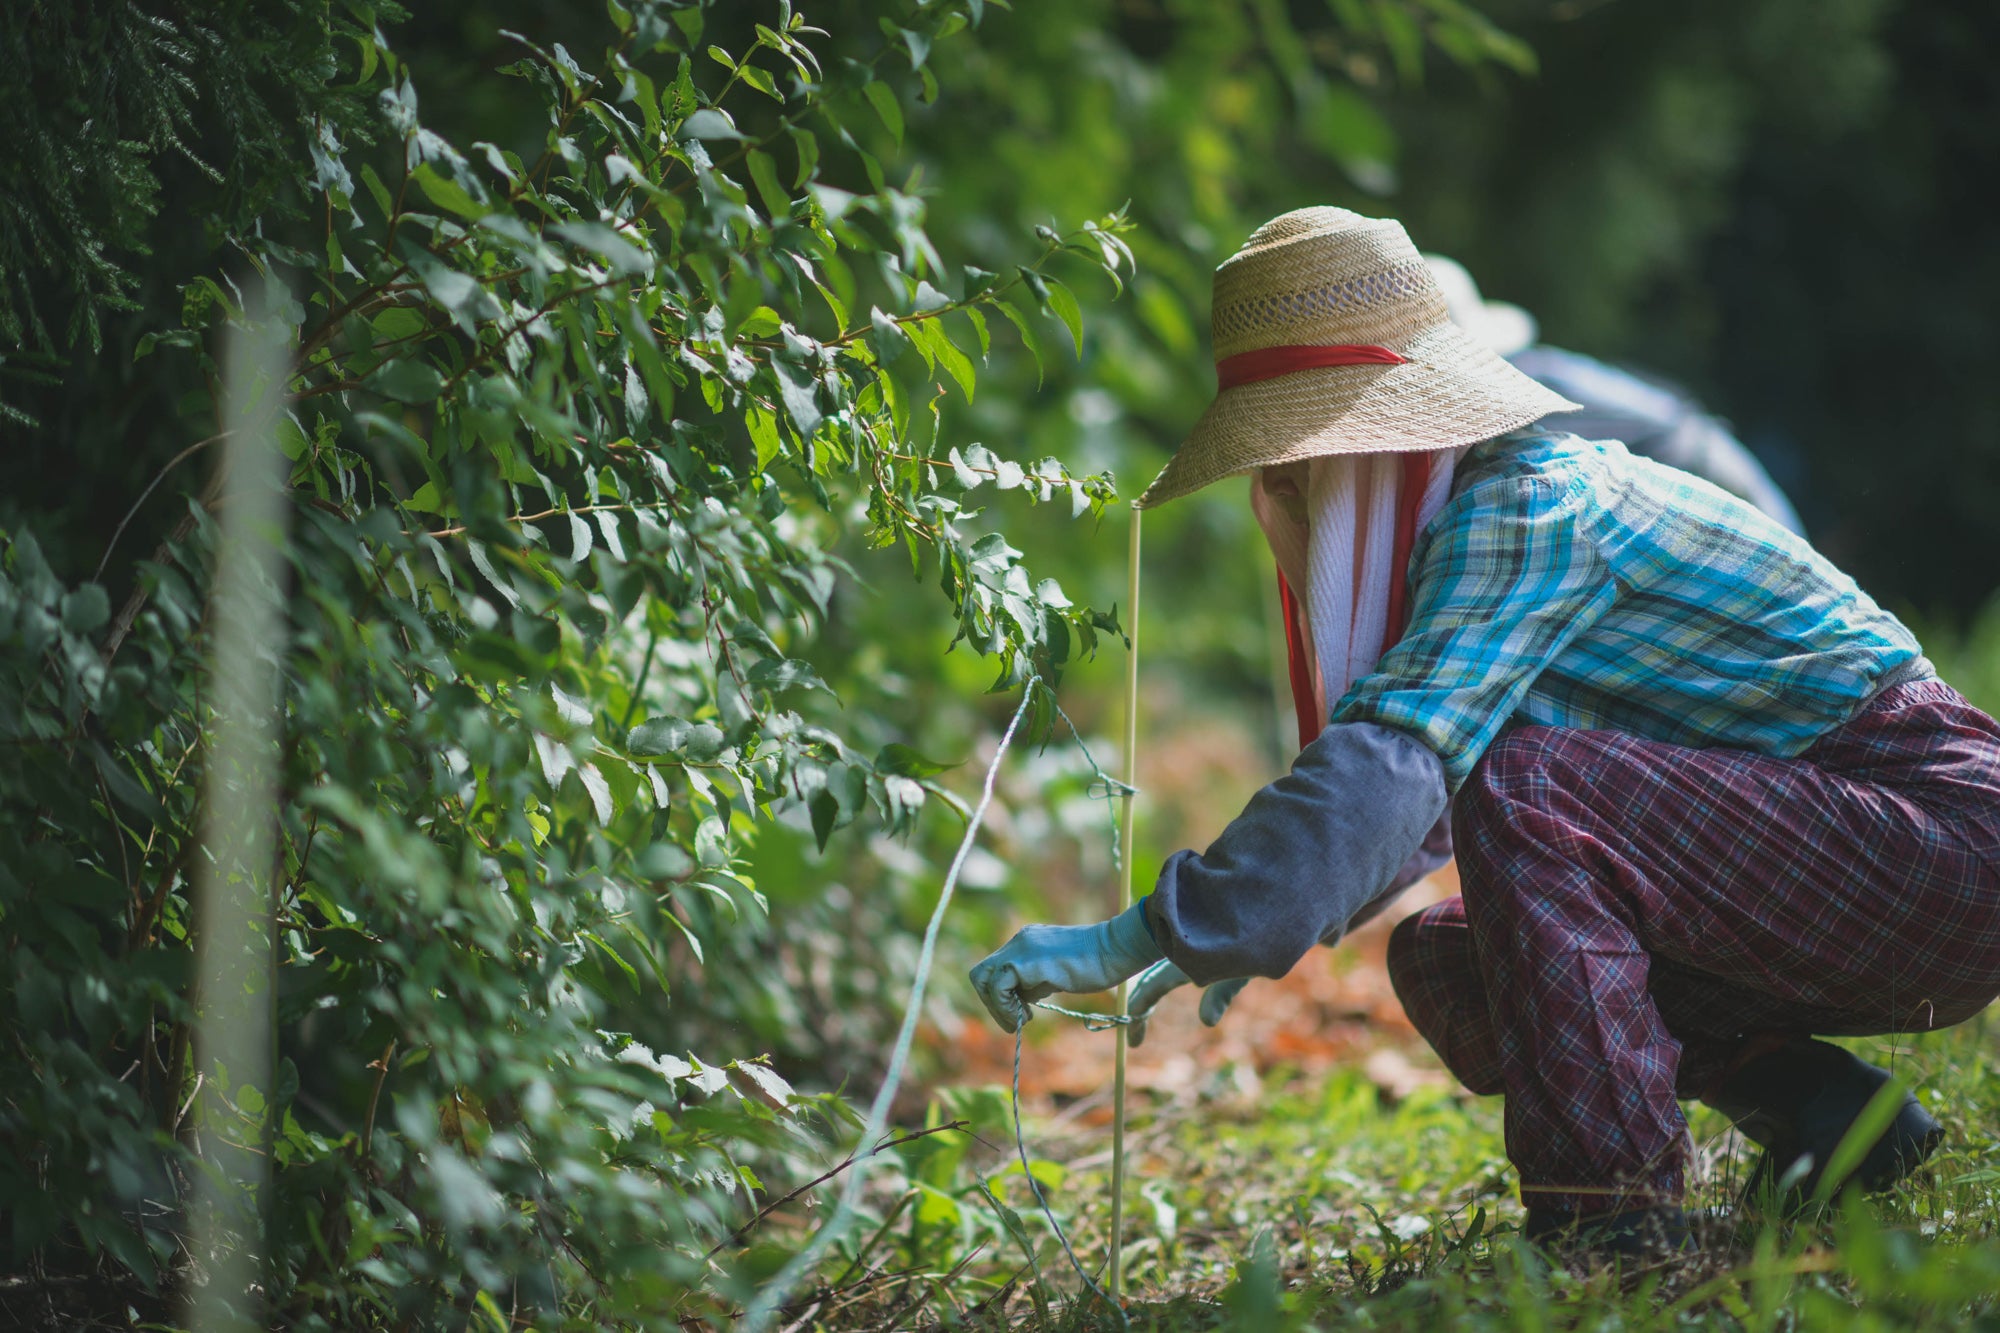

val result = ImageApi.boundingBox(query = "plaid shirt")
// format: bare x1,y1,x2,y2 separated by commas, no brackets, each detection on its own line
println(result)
1333,430,1922,791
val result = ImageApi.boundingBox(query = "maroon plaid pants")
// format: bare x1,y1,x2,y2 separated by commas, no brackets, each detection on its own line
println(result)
1387,679,2000,1213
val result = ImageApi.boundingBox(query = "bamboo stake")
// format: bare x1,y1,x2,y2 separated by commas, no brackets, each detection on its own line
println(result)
1109,502,1142,1305
188,281,290,1333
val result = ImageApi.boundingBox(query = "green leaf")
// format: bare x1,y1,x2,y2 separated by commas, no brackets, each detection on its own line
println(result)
1374,0,1426,85
412,164,485,220
789,126,820,189
60,586,110,635
551,222,651,277
875,743,955,778
738,64,781,101
862,80,904,148
912,1182,961,1229
948,446,980,491
960,305,990,360
584,928,640,992
367,358,446,404
679,108,747,141
869,306,912,365
772,360,823,438
358,162,394,219
745,404,783,471
746,657,829,694
637,842,694,880
627,716,725,760
809,788,839,852
577,763,615,823
370,307,428,343
1042,277,1084,357
913,320,976,401
412,258,503,333
731,1060,795,1109
745,149,789,220
978,1184,1051,1326
1812,1076,1913,1205
695,817,731,868
995,298,1045,385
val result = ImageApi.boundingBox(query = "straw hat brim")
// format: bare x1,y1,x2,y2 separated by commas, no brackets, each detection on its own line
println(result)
1137,322,1578,509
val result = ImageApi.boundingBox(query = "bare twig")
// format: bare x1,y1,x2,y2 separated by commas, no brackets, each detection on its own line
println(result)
100,456,229,669
706,1120,970,1260
93,433,229,582
420,498,678,541
360,1037,398,1160
826,1188,918,1291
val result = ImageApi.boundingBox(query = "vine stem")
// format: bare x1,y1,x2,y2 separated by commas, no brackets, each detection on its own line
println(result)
742,679,1039,1333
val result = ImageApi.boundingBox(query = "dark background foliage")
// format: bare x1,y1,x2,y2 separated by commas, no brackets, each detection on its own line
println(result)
10,0,2000,620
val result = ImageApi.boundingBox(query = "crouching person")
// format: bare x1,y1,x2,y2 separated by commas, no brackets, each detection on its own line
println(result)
968,207,2000,1259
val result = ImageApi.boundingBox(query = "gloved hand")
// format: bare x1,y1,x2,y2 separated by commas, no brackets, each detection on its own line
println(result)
969,901,1163,1032
1126,961,1249,1047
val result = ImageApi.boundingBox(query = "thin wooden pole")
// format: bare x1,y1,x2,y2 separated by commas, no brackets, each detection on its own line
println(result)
188,282,290,1333
1109,502,1142,1305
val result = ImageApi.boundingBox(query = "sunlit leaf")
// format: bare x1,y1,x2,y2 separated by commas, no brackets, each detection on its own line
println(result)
862,80,903,148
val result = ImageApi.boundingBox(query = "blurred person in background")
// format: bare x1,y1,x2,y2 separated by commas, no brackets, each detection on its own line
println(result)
969,207,2000,1261
1425,254,1804,535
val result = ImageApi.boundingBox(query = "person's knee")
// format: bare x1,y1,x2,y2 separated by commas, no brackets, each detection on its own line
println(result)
1386,903,1464,1026
1387,902,1506,1096
1386,910,1428,995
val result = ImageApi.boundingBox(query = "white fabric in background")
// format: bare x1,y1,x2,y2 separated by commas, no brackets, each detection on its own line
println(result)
1249,448,1467,732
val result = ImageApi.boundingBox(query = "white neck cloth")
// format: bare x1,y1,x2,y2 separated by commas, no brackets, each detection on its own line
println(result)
1249,449,1464,733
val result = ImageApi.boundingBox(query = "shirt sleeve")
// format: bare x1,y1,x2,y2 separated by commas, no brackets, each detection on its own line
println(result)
1145,720,1447,984
1331,469,1619,791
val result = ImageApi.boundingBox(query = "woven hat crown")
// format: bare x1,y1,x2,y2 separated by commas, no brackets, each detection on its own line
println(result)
1134,206,1577,509
1212,207,1449,359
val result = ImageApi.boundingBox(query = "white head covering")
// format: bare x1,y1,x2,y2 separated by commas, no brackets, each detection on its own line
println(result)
1250,450,1465,730
1423,254,1539,359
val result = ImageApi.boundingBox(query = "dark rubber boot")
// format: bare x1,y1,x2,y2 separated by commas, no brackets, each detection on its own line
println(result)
1704,1037,1944,1212
1523,1205,1691,1262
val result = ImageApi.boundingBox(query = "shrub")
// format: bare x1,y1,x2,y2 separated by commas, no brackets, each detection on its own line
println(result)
0,2,1127,1323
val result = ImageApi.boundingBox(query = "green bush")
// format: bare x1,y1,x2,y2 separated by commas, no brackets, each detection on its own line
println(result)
1,3,1131,1323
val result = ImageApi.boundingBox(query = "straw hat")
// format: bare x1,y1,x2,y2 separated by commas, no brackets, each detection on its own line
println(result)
1136,208,1577,509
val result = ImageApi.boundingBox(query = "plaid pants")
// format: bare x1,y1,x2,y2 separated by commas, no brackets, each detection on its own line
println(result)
1387,679,2000,1213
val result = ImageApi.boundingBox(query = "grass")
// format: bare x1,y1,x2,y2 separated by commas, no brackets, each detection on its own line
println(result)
780,1016,2000,1330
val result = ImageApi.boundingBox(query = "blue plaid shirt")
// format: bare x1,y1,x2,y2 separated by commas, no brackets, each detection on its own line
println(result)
1333,430,1922,791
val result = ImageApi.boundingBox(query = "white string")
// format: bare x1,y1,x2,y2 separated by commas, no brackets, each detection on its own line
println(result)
744,681,1040,1332
1009,1014,1129,1327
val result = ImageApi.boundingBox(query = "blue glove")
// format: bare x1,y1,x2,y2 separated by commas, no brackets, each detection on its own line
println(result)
969,901,1164,1032
1126,961,1249,1047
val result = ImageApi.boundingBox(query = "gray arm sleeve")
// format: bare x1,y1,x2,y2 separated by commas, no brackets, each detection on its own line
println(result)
1339,811,1455,936
1384,812,1454,901
1144,721,1448,986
